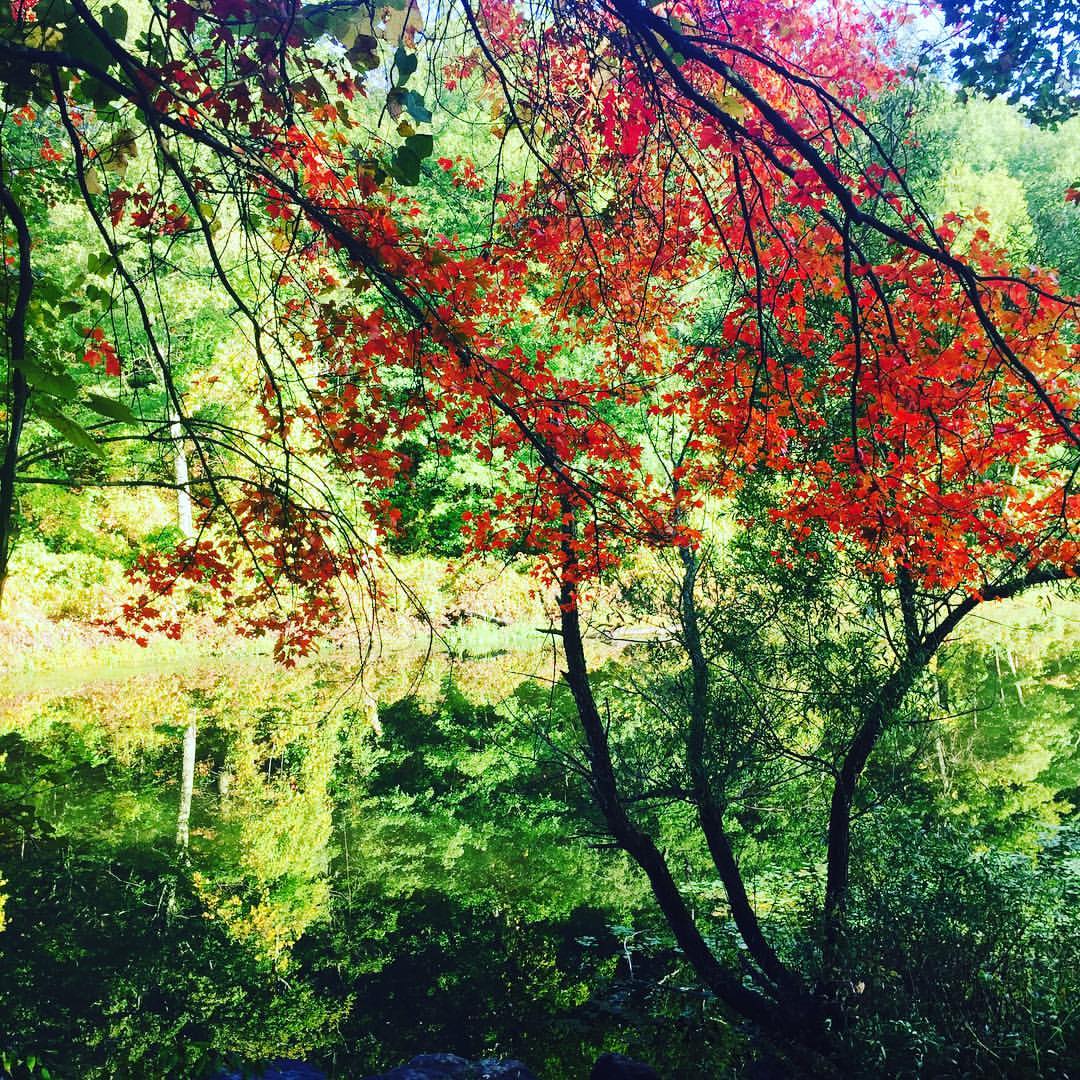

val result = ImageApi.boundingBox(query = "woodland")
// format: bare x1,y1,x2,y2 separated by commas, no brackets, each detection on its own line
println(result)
0,0,1079,1076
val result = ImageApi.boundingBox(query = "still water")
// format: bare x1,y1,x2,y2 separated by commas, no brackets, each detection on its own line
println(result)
1,605,1077,1078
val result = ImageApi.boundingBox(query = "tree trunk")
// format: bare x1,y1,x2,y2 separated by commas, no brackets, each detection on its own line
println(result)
0,177,32,610
176,713,197,849
0,367,28,609
171,410,195,540
559,576,840,1074
677,546,808,1004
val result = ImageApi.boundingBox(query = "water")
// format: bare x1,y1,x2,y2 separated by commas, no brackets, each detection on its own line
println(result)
0,601,1077,1078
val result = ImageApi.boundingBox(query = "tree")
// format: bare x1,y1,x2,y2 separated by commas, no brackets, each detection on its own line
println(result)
940,0,1080,126
1,0,1076,630
2,0,1078,1071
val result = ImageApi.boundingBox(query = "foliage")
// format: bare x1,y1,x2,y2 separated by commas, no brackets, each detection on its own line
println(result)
1,0,1079,1073
843,812,1080,1077
0,657,751,1078
0,847,348,1077
941,0,1080,126
912,95,1080,292
1,0,1076,653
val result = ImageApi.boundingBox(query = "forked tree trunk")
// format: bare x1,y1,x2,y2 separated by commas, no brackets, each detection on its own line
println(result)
556,562,838,1076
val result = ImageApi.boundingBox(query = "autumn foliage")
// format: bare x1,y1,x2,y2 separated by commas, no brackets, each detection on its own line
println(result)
2,0,1077,660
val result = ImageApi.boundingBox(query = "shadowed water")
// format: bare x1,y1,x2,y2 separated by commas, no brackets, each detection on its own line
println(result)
1,603,1077,1078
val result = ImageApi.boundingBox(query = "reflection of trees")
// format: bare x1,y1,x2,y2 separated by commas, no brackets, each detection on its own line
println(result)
3,623,1077,1073
0,661,740,1074
184,684,342,967
0,727,345,1076
176,712,196,849
1,666,346,967
935,597,1080,843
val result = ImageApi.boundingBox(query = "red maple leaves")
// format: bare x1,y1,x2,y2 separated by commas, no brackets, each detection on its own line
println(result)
77,0,1076,653
81,327,121,377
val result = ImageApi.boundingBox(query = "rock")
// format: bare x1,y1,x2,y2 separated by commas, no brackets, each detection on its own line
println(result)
477,1059,538,1079
590,1053,661,1080
219,1055,537,1080
406,1055,474,1077
374,1070,450,1080
217,1062,326,1080
743,1057,787,1080
366,1055,539,1080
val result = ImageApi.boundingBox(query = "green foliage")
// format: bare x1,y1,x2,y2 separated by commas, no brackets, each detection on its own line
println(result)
842,811,1080,1077
941,0,1080,126
0,660,742,1077
384,452,493,557
0,716,346,1077
910,94,1080,290
0,846,346,1078
6,540,128,621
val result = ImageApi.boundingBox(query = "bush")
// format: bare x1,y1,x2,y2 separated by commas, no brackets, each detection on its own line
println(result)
841,810,1080,1077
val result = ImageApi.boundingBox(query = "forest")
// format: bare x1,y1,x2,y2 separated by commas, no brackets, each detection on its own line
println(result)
0,0,1079,1076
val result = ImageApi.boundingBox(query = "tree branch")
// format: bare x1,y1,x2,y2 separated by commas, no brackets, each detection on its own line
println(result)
0,169,33,607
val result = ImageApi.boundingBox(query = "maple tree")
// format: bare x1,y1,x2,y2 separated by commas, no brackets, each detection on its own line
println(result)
2,0,1079,1069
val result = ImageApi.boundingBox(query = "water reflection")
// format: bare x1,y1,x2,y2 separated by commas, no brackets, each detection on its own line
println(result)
0,600,1076,1078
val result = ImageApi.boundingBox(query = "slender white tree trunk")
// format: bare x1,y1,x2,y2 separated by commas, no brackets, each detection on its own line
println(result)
171,410,195,539
176,713,197,849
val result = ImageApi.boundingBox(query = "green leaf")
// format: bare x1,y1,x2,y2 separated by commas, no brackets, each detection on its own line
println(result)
61,23,114,73
308,8,371,51
15,356,79,401
37,0,74,23
393,45,417,86
87,252,116,277
34,401,104,457
133,31,167,65
60,300,84,316
72,71,123,112
402,90,431,124
345,34,380,70
391,147,422,186
85,392,138,423
101,3,128,41
36,279,62,307
405,133,433,160
0,57,36,108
